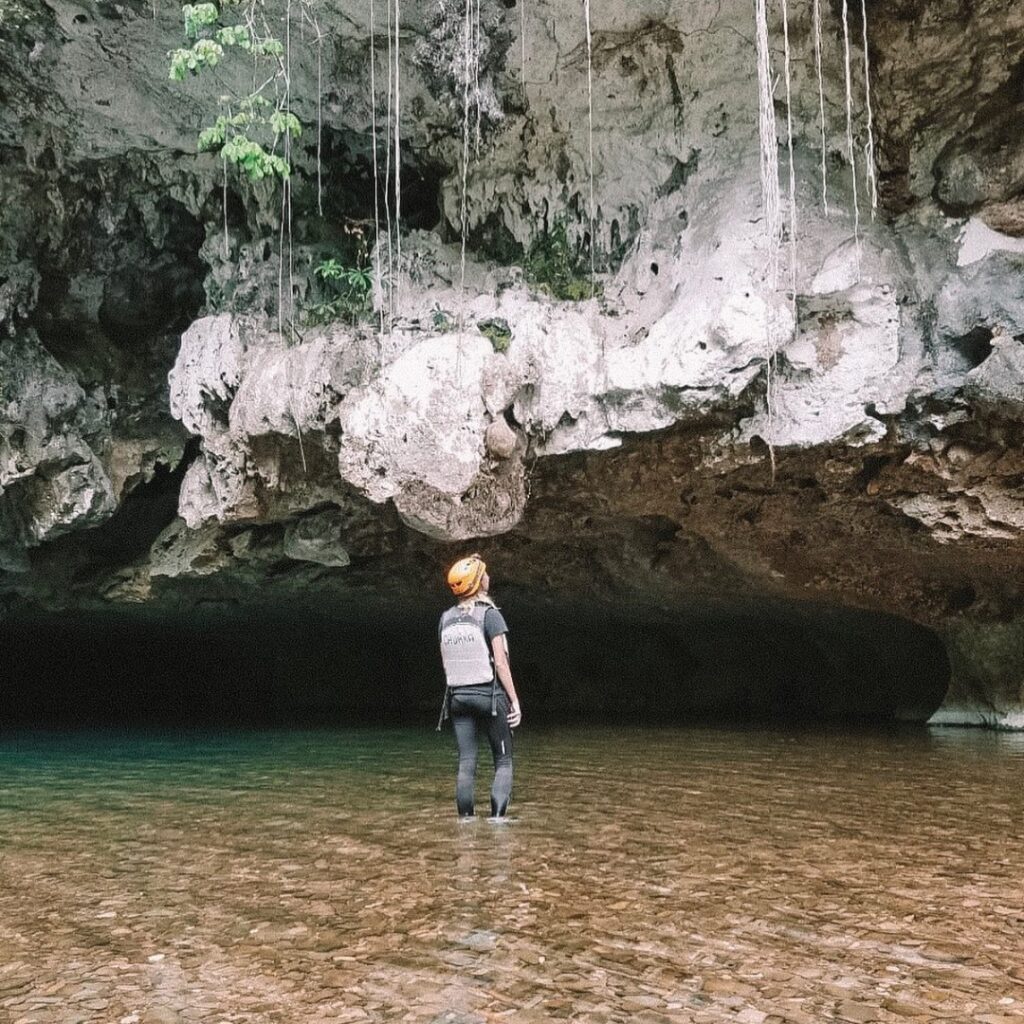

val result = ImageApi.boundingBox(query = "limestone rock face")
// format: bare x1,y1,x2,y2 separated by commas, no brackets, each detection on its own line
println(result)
964,332,1024,417
0,331,115,567
937,619,1024,730
284,511,351,568
3,0,1024,724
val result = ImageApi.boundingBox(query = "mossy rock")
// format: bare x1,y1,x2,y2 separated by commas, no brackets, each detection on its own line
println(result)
525,222,601,301
478,317,512,354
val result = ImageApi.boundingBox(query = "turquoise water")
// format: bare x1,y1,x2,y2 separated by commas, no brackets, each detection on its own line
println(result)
1,726,1023,1023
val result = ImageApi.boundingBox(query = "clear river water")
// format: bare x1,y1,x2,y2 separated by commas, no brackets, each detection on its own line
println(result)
0,726,1022,1024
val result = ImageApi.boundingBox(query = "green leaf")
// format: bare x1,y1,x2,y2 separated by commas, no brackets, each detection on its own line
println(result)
168,47,191,80
265,153,291,179
182,2,218,38
315,258,344,281
344,267,372,293
252,37,283,56
216,24,251,48
197,120,227,151
220,135,290,182
191,38,224,67
269,110,302,139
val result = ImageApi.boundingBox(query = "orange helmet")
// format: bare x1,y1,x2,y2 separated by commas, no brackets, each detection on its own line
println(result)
447,553,486,598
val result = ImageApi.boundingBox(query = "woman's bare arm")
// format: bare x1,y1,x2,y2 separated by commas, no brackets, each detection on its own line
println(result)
491,635,521,726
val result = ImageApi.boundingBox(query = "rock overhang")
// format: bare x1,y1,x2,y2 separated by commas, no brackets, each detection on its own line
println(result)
1,0,1024,724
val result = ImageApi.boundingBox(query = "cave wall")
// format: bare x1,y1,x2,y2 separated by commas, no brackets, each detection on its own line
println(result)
1,0,1023,723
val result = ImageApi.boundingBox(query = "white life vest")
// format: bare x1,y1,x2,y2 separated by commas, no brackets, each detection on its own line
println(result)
439,601,494,688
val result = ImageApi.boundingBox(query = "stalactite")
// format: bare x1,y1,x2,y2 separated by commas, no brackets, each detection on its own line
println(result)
369,0,385,334
860,0,878,216
583,0,596,294
393,0,402,311
781,0,797,304
813,0,829,216
841,0,861,267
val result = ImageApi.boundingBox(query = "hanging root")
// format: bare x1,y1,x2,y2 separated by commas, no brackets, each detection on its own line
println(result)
781,0,797,305
288,403,307,474
584,0,596,296
278,176,286,335
314,14,323,217
222,151,229,259
458,0,472,351
754,0,781,475
841,0,861,271
860,0,878,216
474,0,482,154
285,0,294,334
754,0,781,286
369,0,385,336
520,0,526,87
393,0,402,312
384,0,395,325
813,0,828,216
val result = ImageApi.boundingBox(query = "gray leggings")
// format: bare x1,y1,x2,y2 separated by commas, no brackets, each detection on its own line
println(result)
449,687,513,817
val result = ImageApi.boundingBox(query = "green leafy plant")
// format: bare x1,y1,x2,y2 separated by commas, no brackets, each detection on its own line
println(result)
477,317,512,353
168,1,300,184
525,221,601,301
431,304,455,332
306,240,374,326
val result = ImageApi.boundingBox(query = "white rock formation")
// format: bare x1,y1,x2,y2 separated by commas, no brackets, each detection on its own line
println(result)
0,332,116,567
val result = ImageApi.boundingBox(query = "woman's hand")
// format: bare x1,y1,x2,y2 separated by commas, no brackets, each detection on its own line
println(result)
508,701,522,728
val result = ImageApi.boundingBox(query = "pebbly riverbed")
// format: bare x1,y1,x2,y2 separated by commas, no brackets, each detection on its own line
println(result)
0,726,1022,1023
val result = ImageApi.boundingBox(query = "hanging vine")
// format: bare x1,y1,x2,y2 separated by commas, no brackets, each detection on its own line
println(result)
458,0,473,338
384,0,396,325
393,0,402,312
583,0,596,296
840,0,862,268
860,0,879,216
780,0,797,305
754,0,781,477
813,0,829,216
520,0,526,88
369,0,386,335
299,0,325,217
754,0,781,287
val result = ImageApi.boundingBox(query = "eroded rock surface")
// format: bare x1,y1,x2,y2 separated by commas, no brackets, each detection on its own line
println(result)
2,0,1024,723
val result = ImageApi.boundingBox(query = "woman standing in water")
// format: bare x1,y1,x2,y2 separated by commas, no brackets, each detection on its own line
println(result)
438,554,522,818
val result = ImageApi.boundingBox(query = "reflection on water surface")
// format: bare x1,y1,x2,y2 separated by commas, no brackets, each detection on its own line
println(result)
1,727,1022,1023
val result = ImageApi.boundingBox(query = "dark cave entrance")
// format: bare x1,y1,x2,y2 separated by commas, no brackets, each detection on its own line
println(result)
0,597,949,728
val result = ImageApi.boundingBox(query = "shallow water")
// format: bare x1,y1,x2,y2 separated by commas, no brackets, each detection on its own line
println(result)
0,726,1022,1024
